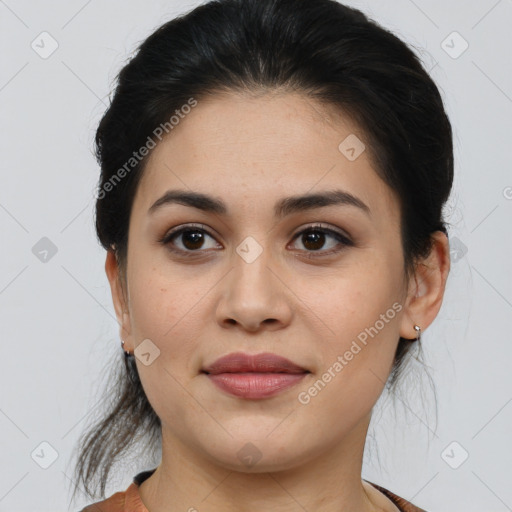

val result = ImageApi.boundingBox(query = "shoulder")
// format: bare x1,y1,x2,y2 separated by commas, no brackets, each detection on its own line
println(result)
80,490,126,512
80,482,149,512
365,480,428,512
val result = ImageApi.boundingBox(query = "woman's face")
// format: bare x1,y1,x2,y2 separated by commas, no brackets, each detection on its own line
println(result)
110,91,425,472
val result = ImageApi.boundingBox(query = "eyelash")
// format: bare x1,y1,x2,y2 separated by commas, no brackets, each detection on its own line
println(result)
158,222,353,259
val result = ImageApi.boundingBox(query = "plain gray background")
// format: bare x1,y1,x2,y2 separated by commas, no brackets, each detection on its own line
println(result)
0,0,511,511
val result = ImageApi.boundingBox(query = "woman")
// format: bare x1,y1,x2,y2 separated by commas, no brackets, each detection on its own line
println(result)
74,0,452,510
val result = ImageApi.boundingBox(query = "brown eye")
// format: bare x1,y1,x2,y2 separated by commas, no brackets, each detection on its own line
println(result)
161,224,221,254
301,230,327,251
290,224,353,257
178,229,207,250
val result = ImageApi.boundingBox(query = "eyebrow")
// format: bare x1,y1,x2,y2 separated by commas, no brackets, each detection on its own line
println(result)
148,188,371,218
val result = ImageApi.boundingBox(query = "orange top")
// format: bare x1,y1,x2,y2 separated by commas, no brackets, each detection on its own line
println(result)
80,469,427,512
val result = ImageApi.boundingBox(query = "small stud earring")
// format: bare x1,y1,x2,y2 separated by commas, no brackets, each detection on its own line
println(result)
413,325,421,342
121,339,133,357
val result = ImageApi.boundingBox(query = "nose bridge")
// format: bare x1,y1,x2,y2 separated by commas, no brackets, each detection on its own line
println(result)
231,235,275,299
216,234,292,330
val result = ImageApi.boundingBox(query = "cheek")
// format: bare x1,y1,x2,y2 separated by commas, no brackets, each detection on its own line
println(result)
126,262,214,378
301,259,404,380
302,259,401,330
127,255,204,336
295,274,403,434
127,270,208,417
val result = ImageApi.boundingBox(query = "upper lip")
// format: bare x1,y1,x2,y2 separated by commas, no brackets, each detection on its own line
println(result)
202,352,309,375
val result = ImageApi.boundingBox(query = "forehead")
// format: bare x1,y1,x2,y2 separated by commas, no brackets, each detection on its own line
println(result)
133,91,399,223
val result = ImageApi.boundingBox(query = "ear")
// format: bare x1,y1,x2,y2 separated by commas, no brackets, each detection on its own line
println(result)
105,250,134,352
399,231,451,340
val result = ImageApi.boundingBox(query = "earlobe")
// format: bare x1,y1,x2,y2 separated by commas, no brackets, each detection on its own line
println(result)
105,250,133,349
399,231,451,340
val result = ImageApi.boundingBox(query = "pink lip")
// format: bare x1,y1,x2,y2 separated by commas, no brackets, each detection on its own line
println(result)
202,352,308,374
202,352,310,399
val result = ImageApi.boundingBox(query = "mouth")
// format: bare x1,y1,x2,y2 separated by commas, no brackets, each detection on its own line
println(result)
201,352,310,399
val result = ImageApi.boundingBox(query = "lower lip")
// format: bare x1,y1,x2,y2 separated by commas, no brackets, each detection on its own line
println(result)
205,372,308,399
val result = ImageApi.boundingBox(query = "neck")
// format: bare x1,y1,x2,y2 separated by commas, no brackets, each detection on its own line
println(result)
138,412,392,512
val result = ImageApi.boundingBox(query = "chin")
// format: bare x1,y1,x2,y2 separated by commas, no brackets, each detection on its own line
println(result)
197,435,314,474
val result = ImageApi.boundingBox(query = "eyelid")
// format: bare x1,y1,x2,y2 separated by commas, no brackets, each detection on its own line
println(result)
290,222,352,243
159,223,218,244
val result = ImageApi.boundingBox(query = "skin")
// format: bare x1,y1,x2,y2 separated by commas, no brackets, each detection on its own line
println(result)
105,90,450,512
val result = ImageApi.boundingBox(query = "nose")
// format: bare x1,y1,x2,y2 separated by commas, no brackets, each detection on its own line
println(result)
215,244,294,332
